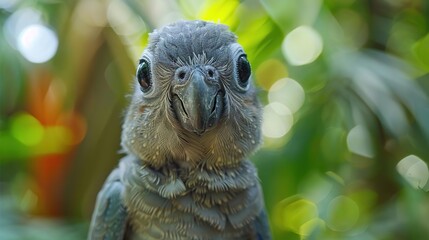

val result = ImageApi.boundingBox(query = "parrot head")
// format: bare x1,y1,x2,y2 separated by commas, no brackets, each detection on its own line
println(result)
121,20,262,169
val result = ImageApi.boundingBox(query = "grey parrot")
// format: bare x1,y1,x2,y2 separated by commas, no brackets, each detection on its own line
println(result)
88,20,271,240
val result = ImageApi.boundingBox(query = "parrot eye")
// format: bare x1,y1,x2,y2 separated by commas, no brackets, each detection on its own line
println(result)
237,55,251,89
137,59,152,91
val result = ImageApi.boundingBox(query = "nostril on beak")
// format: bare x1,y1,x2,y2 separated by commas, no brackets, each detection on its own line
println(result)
178,71,186,80
175,66,191,83
208,69,214,78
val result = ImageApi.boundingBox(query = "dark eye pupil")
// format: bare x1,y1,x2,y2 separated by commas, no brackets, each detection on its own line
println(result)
137,60,151,91
237,55,251,87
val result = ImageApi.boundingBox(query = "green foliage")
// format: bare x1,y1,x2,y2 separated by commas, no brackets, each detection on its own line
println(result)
0,0,428,239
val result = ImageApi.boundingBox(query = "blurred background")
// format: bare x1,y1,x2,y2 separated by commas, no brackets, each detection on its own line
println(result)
1,0,429,239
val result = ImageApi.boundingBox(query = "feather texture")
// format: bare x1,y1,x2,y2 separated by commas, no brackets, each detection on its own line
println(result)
89,20,271,240
121,156,265,239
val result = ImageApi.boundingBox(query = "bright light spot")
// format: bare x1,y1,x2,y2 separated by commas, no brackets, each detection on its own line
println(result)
327,195,360,232
396,155,429,190
346,125,374,158
11,113,44,146
268,78,305,113
3,7,42,48
282,26,323,66
275,197,321,236
262,102,293,138
17,24,58,63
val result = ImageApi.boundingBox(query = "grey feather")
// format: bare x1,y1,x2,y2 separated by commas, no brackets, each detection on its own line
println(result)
88,168,128,240
253,209,272,240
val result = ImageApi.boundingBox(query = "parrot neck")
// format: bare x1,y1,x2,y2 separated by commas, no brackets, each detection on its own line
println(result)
122,154,258,198
120,154,263,238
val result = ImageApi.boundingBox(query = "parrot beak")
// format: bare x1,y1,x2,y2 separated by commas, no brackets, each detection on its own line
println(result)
172,68,223,135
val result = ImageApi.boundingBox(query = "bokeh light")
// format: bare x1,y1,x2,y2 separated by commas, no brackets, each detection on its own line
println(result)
282,25,323,66
262,102,293,139
274,197,323,236
268,78,305,113
3,7,43,49
346,125,374,158
10,113,44,146
17,24,58,63
396,155,429,190
326,195,360,232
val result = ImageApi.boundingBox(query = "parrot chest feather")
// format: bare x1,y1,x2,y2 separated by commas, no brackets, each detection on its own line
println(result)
121,156,262,240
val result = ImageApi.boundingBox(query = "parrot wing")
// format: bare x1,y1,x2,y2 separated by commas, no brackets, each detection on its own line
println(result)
88,168,128,240
254,209,272,240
